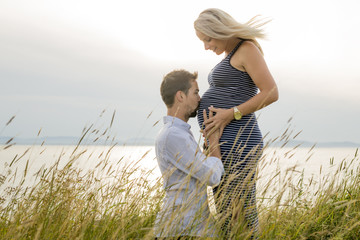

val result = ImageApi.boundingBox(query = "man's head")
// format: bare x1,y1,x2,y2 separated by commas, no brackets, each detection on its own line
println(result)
160,70,200,121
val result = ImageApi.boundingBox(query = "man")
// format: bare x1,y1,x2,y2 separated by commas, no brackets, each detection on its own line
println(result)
154,69,224,239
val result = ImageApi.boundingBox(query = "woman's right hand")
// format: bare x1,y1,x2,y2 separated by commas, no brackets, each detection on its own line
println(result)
203,109,220,146
203,109,221,159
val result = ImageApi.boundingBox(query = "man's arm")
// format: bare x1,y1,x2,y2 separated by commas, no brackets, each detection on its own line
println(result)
165,129,224,187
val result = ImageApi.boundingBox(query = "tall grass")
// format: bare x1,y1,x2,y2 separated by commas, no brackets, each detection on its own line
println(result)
0,113,163,239
257,147,360,239
1,114,360,239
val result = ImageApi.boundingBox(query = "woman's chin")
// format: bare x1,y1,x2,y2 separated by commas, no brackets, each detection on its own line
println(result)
215,51,223,55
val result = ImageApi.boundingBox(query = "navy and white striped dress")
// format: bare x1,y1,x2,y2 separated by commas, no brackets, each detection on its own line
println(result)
197,40,263,237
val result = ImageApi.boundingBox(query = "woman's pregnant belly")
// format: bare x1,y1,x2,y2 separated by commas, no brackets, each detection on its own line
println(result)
197,87,263,147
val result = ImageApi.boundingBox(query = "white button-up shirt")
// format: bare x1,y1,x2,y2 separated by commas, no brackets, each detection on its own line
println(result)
154,116,224,237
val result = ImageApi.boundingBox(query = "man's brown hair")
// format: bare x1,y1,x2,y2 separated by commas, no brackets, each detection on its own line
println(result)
160,70,198,107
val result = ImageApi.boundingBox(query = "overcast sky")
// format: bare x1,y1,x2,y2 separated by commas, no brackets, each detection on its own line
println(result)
1,0,360,144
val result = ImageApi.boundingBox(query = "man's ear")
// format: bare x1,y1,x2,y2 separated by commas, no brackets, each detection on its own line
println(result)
175,90,184,103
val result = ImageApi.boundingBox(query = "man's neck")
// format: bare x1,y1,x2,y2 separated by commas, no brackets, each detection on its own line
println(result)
167,108,188,123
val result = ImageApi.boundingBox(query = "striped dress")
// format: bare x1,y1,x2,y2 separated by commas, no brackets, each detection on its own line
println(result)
197,40,263,237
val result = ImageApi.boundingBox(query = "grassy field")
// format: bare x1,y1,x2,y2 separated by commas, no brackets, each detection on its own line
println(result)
1,116,360,239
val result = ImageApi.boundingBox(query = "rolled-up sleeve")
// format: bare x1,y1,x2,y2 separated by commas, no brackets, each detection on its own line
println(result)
165,129,224,187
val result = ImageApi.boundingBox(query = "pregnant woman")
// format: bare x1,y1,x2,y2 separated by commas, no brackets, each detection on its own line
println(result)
194,8,279,238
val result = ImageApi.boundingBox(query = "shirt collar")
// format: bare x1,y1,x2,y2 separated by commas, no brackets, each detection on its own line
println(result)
163,116,191,131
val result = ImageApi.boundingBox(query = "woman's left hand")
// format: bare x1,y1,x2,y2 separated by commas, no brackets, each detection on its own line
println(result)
204,106,234,137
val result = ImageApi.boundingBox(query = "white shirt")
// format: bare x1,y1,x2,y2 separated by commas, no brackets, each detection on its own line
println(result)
154,116,224,237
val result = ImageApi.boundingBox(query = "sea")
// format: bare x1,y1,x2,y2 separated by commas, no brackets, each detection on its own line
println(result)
1,144,359,205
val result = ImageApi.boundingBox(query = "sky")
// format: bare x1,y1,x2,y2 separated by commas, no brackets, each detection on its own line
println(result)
1,0,360,145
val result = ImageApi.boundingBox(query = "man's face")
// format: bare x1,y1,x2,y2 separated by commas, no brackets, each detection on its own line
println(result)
184,80,200,118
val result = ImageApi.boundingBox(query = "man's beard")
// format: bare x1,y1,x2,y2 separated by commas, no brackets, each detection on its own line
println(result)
189,103,200,118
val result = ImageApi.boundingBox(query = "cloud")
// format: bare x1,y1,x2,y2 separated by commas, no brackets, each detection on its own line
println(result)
1,0,360,144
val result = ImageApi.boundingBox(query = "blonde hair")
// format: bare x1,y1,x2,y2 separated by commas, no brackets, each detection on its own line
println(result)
194,8,270,54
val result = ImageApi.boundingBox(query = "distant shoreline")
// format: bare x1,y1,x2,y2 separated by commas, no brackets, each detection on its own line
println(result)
1,137,359,148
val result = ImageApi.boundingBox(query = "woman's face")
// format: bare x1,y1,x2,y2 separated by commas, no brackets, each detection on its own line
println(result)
195,30,226,55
